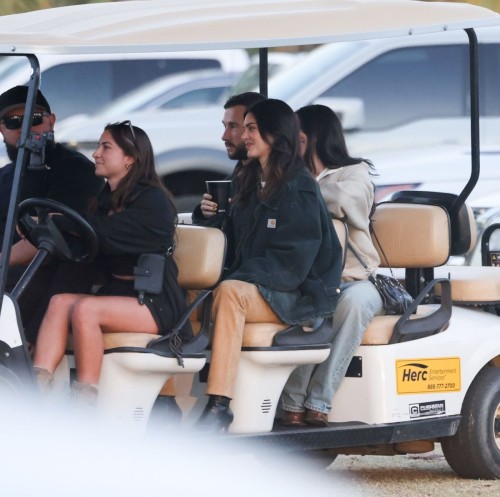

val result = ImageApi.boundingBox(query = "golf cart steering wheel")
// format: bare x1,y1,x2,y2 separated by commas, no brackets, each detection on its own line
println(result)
17,198,99,264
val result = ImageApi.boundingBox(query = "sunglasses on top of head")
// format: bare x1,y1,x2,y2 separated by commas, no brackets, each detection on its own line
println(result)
108,120,136,142
0,111,50,130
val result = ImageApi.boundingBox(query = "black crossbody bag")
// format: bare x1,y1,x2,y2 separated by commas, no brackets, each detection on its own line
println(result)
348,228,413,315
133,246,173,305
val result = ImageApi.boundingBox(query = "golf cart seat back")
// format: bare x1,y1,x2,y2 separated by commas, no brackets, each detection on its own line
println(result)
174,225,226,290
362,202,453,346
371,202,451,268
391,191,477,256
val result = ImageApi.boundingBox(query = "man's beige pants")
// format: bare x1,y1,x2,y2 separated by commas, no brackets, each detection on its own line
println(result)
207,280,283,398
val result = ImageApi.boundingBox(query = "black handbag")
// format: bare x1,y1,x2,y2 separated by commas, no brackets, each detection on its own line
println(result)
133,250,170,305
348,229,413,315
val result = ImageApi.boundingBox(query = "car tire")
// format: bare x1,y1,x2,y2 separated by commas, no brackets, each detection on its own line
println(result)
442,366,500,479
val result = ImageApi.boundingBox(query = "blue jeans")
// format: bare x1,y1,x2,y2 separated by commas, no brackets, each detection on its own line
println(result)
281,280,384,414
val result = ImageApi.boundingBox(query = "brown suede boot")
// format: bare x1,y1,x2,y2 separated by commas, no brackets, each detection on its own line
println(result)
305,408,329,427
281,410,306,427
70,381,98,412
34,366,54,396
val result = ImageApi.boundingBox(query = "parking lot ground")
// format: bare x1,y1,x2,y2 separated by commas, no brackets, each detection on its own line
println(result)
326,444,500,496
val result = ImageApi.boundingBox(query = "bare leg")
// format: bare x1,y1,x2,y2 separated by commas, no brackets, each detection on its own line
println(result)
71,296,159,385
33,293,87,373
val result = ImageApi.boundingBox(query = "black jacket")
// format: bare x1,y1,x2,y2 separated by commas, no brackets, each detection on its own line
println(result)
0,143,103,245
194,168,343,324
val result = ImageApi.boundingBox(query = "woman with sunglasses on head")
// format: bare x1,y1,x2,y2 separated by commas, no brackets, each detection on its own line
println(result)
195,99,343,431
280,104,384,427
32,121,192,407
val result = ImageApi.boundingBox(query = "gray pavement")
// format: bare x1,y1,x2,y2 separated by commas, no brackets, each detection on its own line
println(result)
326,445,500,496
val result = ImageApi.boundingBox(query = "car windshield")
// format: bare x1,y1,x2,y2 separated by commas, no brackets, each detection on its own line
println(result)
231,62,284,95
267,41,364,101
95,76,184,118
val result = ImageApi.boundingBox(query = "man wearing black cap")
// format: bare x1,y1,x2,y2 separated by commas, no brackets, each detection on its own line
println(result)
0,86,103,343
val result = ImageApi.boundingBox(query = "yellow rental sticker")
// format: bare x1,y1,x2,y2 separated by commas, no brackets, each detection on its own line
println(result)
396,357,461,395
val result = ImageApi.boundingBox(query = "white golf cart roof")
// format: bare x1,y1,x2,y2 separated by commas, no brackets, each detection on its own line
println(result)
0,0,499,55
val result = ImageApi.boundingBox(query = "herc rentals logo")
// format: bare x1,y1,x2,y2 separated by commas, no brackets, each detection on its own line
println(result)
396,357,461,395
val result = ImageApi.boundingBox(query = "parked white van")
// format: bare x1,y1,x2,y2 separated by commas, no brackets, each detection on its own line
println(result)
56,28,500,208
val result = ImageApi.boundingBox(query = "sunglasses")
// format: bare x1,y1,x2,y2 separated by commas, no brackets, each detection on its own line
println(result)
108,120,136,143
0,111,50,130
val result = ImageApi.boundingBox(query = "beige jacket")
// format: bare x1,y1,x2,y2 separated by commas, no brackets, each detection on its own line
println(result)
317,162,380,282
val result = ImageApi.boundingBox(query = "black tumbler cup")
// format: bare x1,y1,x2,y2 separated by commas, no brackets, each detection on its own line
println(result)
206,180,231,214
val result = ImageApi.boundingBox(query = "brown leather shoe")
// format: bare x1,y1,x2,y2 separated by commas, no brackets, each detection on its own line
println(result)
305,409,329,427
281,410,306,427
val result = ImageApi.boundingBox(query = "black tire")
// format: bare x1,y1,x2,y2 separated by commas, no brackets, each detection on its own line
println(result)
442,366,500,479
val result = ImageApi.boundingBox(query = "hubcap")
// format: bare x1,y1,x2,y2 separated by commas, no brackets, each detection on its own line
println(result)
494,403,500,450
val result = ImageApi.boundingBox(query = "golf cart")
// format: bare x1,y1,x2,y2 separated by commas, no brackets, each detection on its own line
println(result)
2,0,500,481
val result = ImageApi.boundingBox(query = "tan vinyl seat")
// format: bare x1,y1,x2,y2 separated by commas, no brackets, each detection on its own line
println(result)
371,202,450,269
362,306,436,345
102,322,203,351
434,266,500,304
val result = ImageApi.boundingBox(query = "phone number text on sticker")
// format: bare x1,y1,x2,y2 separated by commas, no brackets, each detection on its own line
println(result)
396,357,461,395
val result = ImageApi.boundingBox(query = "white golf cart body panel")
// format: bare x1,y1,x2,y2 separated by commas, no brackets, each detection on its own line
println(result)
0,295,23,349
331,306,500,425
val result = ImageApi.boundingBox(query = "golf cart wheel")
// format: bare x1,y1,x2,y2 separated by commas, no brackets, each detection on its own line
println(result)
442,366,500,479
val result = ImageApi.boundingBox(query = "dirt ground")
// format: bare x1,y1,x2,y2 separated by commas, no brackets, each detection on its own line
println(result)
326,444,500,496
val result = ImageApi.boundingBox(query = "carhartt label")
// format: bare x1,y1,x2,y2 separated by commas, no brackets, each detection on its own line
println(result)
267,219,276,228
396,357,461,395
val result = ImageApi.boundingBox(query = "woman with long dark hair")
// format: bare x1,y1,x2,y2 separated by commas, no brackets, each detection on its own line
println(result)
281,104,384,427
194,99,343,431
33,122,191,406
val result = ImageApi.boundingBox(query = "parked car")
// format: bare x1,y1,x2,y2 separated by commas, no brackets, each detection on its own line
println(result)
58,27,500,208
371,145,500,203
58,69,241,129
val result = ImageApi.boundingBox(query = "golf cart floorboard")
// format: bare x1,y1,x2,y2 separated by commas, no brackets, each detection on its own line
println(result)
230,415,461,451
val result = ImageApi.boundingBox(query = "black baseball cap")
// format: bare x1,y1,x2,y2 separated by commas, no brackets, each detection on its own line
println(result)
0,85,51,121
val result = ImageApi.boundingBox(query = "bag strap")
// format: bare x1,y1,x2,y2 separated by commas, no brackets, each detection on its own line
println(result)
370,221,395,278
347,241,373,275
